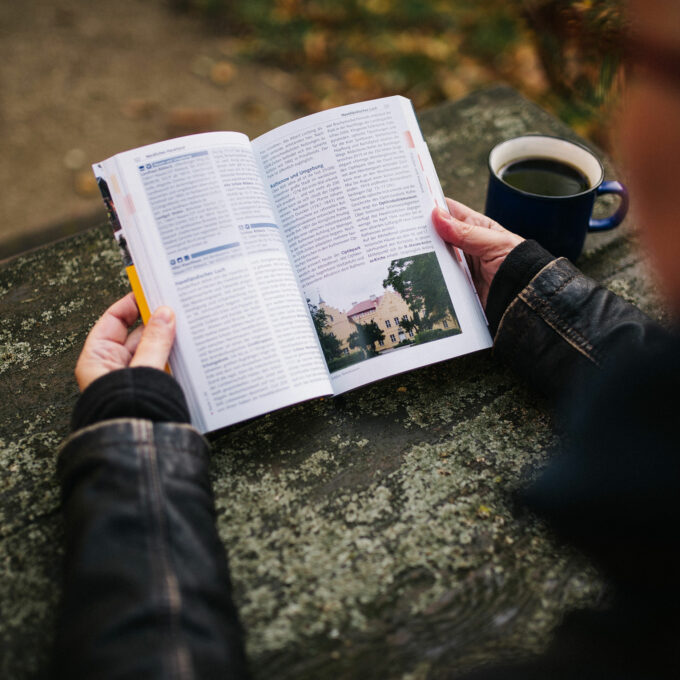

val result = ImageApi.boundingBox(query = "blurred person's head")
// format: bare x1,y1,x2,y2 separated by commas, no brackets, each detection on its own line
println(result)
619,0,680,309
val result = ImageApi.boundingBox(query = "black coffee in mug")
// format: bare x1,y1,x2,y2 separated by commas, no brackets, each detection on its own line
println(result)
499,157,590,197
485,135,629,261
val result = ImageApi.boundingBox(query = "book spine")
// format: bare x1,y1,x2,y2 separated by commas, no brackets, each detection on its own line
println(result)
94,170,152,323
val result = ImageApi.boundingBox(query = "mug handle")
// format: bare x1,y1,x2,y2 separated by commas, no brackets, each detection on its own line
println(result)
588,180,629,232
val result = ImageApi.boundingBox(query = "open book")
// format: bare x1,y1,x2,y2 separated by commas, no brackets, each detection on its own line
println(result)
93,96,491,433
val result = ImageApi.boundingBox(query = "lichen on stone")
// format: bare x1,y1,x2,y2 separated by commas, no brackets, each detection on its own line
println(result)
0,340,32,374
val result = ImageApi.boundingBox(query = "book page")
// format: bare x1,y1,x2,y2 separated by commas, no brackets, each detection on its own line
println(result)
98,132,331,432
252,97,491,395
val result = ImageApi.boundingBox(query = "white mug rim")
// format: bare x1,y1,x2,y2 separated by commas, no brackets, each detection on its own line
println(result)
489,134,604,198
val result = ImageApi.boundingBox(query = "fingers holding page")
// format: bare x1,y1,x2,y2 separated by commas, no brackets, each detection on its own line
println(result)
75,294,176,392
89,293,140,346
432,198,524,307
75,293,141,391
129,307,176,372
433,201,520,254
445,198,503,231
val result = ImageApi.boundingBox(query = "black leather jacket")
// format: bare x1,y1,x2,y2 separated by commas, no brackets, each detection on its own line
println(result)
471,241,680,679
54,241,679,678
54,369,250,679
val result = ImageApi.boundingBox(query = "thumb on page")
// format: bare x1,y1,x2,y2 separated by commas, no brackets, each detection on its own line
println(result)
433,205,510,258
129,306,176,371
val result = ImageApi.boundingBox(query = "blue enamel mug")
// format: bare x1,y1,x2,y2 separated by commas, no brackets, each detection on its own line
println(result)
485,135,629,261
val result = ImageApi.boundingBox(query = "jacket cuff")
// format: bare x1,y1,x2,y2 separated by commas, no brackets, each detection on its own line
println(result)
485,240,555,336
71,367,191,431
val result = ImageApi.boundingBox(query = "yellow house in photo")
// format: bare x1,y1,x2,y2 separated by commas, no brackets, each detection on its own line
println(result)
319,288,459,354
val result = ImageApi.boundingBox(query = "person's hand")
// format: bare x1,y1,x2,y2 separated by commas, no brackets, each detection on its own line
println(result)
432,198,524,307
75,292,176,392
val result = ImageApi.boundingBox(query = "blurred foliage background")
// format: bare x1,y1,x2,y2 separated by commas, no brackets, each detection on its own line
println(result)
169,0,626,149
0,0,628,258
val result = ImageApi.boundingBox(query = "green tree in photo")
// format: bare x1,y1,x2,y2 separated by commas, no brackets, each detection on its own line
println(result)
307,299,342,362
383,252,455,330
348,320,385,356
347,331,365,359
398,311,421,335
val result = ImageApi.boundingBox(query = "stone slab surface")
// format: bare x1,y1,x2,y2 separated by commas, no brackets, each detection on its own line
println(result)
0,87,664,679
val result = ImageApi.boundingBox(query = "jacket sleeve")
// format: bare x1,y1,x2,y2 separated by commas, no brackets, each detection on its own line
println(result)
54,418,250,680
487,241,669,399
70,366,192,430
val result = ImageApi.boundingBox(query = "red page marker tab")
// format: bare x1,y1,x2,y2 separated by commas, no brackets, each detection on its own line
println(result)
124,194,136,215
404,130,415,148
456,247,477,294
451,245,462,263
418,154,424,171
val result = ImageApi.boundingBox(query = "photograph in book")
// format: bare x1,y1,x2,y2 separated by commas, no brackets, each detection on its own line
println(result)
308,252,461,373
